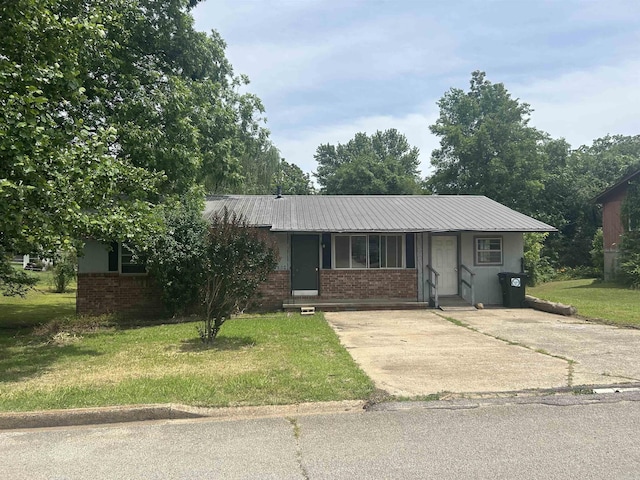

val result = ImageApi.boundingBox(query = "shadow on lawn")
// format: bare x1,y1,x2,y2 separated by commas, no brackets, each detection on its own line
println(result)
0,335,101,384
178,336,256,352
568,280,627,290
0,301,76,330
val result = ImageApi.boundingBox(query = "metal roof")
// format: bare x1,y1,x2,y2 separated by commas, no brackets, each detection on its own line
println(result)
204,195,556,233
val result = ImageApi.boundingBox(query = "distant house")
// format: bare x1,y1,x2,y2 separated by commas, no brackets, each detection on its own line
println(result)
76,195,556,316
595,168,640,281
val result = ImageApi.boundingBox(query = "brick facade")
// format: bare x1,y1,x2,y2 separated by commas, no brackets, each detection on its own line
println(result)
77,269,418,315
319,269,417,299
255,270,291,311
77,273,165,317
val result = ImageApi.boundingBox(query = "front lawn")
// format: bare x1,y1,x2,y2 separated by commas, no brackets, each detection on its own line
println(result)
528,279,640,327
1,269,76,330
0,313,374,411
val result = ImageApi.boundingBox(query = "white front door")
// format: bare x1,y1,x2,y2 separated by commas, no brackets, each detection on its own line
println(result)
432,236,458,295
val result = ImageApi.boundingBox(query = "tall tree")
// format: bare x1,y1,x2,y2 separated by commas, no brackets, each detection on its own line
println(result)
217,141,313,195
0,0,163,294
314,129,421,194
554,135,640,266
74,0,267,195
216,141,280,194
273,159,314,195
427,71,547,215
1,0,268,292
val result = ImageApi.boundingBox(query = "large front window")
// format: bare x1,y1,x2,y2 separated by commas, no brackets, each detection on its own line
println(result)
334,234,404,269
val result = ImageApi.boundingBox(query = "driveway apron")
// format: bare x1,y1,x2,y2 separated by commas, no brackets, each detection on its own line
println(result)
324,310,569,397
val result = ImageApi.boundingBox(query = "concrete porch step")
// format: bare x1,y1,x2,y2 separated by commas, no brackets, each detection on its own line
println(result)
438,295,477,311
283,298,430,312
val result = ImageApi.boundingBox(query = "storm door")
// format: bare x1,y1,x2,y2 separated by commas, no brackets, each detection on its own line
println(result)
291,234,319,295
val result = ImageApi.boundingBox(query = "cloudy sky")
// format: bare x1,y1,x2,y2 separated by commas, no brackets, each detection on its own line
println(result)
192,0,640,178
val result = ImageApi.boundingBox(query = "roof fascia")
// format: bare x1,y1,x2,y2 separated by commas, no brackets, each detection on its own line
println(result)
594,169,640,203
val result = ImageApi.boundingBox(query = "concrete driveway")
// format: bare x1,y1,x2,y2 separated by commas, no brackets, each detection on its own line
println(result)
324,309,640,397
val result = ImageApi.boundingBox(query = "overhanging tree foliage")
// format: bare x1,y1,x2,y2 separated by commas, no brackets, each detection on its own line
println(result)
314,129,421,194
1,0,270,293
1,0,163,294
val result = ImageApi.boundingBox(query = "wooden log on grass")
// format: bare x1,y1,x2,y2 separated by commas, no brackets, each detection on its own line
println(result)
525,295,577,316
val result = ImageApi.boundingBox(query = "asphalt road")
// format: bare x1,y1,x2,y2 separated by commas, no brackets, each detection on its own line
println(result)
3,393,640,479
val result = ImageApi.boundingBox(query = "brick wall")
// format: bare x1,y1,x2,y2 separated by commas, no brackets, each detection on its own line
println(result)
319,269,417,299
255,270,290,311
78,268,418,315
76,273,165,317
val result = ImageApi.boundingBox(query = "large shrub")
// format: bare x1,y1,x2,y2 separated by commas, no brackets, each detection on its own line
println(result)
52,249,77,293
200,209,279,344
144,197,208,316
523,233,553,286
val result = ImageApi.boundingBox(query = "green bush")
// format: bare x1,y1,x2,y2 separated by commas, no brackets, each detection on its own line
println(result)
553,265,599,281
51,250,77,293
618,232,640,289
590,228,604,279
523,233,554,286
144,197,208,316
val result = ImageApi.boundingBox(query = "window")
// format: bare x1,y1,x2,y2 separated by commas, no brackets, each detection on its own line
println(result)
108,242,146,274
121,245,146,274
475,237,503,265
334,234,404,269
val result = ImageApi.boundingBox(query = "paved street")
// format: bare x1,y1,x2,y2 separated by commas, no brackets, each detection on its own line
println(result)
3,394,640,479
325,309,640,396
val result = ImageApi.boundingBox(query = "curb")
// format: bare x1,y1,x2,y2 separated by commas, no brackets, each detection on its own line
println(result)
0,400,366,431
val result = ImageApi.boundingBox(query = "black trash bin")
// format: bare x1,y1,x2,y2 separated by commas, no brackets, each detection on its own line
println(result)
497,272,527,308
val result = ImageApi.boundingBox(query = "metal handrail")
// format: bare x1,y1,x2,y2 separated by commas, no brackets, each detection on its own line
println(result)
460,264,476,306
425,265,440,308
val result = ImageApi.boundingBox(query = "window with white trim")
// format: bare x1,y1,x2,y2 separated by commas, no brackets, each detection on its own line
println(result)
475,237,503,265
334,234,404,269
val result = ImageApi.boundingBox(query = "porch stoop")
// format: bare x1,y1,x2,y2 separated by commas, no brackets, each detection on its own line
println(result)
282,298,430,312
437,295,477,311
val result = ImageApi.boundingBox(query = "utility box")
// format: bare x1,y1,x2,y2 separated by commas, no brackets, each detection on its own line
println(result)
497,272,527,308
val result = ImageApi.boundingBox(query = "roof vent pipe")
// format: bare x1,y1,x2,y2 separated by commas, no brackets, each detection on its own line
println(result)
276,185,282,199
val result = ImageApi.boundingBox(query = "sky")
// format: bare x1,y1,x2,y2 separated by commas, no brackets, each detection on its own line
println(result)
192,0,640,178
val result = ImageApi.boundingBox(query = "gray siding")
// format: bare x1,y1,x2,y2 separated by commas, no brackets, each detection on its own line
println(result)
460,232,524,305
78,240,110,273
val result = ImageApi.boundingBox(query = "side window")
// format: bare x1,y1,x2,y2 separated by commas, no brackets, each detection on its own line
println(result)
475,237,503,266
108,242,146,274
121,244,146,274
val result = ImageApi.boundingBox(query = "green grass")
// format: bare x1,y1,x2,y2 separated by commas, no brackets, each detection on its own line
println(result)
0,313,374,411
1,269,76,330
529,278,640,327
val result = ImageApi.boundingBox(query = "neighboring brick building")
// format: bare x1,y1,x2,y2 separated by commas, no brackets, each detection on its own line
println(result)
77,195,556,315
595,168,640,281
